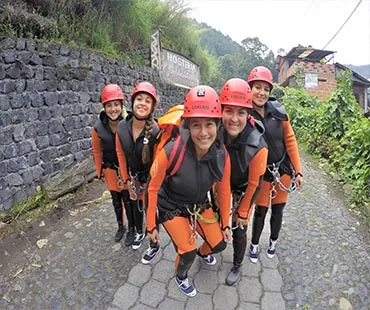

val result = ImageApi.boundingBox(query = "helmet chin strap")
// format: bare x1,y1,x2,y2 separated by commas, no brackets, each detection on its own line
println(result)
132,105,154,121
253,102,265,108
132,113,150,121
107,115,120,122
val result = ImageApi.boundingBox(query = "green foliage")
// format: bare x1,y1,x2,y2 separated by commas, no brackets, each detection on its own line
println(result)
0,187,47,223
279,71,370,221
205,36,277,90
293,67,305,89
0,2,60,39
198,23,243,57
61,2,119,55
340,118,370,201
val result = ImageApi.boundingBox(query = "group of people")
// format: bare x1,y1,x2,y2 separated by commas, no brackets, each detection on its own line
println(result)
91,66,303,297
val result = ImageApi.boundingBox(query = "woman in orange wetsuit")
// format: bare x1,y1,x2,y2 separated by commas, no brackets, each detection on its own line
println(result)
115,82,161,265
146,85,232,297
247,66,304,263
91,84,128,242
219,78,268,286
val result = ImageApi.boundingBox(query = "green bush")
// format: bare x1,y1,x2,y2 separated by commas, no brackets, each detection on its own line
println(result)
278,71,370,212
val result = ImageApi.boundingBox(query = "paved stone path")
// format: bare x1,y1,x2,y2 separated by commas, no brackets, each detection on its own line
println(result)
0,151,369,310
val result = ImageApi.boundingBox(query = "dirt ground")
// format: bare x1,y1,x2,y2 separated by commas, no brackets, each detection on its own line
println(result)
0,178,107,278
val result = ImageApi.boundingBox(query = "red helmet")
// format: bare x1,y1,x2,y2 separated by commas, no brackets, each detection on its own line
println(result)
219,78,252,108
130,82,158,109
247,66,273,90
101,84,124,105
183,85,221,118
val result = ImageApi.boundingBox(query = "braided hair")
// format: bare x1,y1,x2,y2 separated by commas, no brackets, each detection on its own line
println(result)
142,114,154,164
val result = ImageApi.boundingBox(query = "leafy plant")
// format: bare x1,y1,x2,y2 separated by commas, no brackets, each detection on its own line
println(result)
279,71,370,225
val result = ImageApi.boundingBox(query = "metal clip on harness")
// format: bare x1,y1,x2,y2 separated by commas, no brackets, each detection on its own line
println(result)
268,163,296,199
186,204,219,243
230,192,246,231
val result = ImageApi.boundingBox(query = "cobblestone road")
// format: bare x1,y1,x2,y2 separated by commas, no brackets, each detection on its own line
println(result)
0,151,369,309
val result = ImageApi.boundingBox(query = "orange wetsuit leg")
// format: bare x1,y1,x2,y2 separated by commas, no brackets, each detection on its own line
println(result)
195,208,224,255
255,174,292,207
162,216,196,255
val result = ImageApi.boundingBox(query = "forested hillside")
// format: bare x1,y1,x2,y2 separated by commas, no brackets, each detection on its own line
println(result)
198,22,243,57
346,64,370,79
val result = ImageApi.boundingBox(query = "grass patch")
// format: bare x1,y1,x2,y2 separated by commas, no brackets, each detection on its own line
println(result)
0,187,48,224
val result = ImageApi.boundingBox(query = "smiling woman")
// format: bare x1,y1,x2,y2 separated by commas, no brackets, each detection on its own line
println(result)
91,84,129,242
187,118,218,159
146,85,232,297
115,81,162,264
219,78,268,286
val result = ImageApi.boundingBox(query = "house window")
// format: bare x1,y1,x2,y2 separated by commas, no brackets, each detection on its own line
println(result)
305,73,318,88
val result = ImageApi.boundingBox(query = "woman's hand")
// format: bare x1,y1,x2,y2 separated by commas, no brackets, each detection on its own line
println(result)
222,227,232,242
235,216,247,228
295,174,304,190
148,228,159,243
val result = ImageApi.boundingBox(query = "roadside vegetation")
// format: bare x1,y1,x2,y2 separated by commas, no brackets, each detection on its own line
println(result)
275,70,370,226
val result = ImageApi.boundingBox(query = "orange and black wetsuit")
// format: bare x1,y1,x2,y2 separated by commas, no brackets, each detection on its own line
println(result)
250,99,302,243
222,118,268,267
116,113,159,238
147,129,231,280
91,110,126,228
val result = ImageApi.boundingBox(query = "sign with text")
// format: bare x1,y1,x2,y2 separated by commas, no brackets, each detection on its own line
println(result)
160,49,200,89
305,73,318,88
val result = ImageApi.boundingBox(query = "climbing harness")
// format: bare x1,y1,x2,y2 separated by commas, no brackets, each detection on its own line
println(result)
116,165,125,190
267,163,296,199
186,204,219,244
230,191,245,231
127,171,146,205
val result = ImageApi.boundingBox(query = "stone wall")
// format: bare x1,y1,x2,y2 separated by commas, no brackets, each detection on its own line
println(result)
0,36,187,211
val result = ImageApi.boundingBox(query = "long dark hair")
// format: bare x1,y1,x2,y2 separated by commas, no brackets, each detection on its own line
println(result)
142,114,155,164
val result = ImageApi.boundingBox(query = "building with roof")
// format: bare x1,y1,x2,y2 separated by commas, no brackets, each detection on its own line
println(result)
276,46,370,114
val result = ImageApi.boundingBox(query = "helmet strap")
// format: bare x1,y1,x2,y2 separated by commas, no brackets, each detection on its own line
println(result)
253,102,265,108
132,113,151,121
107,115,120,122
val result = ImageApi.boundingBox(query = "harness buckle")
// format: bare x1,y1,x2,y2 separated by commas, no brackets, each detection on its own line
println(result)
268,163,296,195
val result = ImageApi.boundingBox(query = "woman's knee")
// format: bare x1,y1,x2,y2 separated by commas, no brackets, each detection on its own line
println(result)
272,203,285,216
110,191,121,207
212,239,227,254
180,249,197,263
254,205,268,218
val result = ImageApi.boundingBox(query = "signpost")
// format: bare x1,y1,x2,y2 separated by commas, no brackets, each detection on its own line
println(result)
151,30,200,89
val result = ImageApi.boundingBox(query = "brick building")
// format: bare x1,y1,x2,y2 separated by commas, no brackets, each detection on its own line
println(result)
277,46,370,114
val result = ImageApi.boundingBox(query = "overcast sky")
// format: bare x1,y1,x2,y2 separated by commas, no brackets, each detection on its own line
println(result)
185,0,370,66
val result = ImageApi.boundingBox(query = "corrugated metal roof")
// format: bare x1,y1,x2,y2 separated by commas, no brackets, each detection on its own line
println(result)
285,46,335,62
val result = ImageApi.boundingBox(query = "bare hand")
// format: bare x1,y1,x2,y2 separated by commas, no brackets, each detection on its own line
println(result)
222,228,232,242
148,229,159,243
99,176,105,184
235,217,247,228
295,175,303,190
